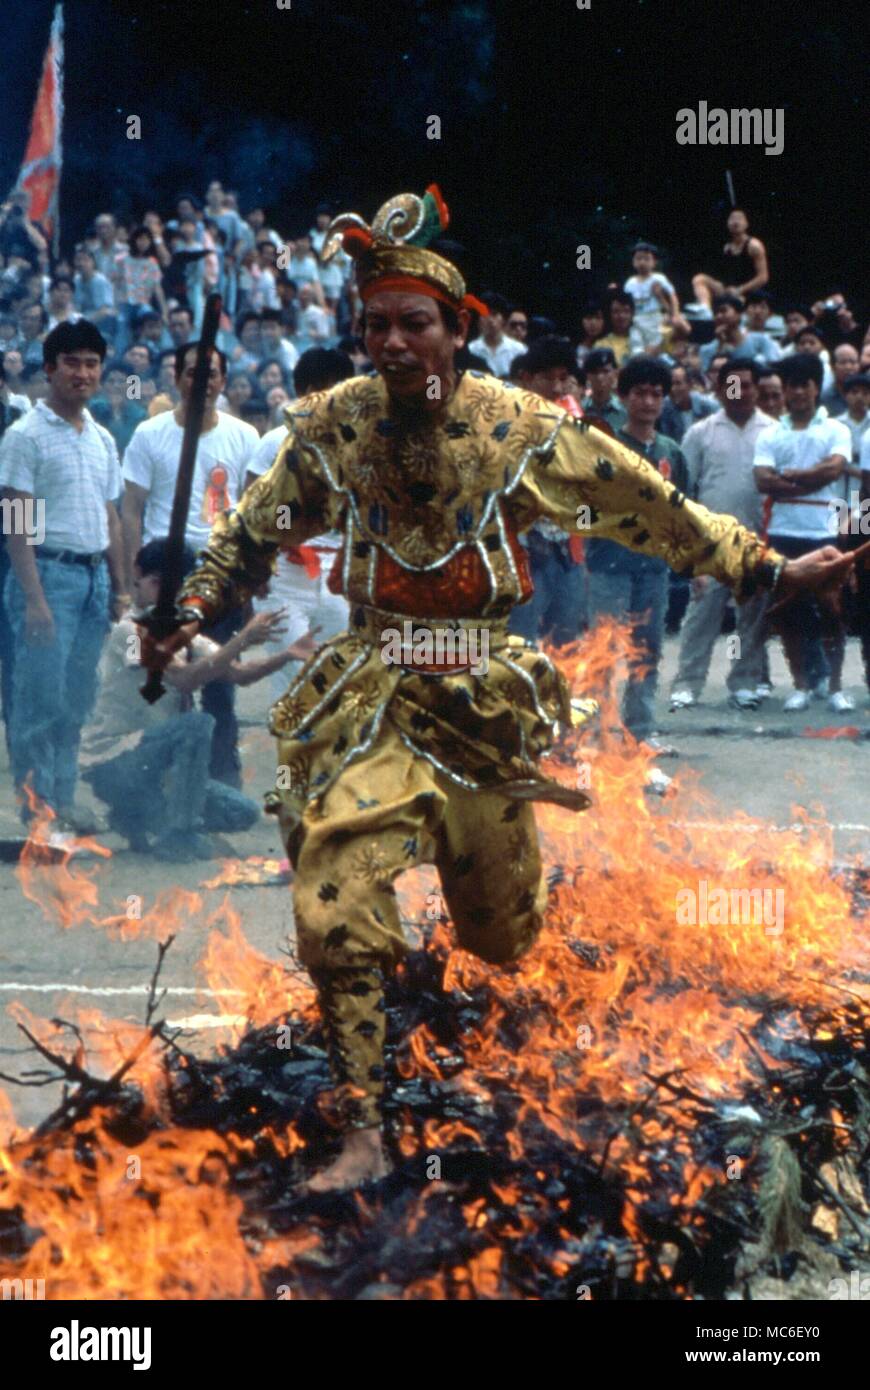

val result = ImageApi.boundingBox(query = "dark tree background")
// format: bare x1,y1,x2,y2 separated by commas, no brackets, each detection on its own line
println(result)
3,0,867,327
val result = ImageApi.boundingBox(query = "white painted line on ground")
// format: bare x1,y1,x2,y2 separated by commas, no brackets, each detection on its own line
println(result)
672,821,870,834
0,982,245,998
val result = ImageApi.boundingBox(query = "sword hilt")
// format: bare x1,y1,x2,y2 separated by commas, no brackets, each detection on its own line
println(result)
138,603,190,704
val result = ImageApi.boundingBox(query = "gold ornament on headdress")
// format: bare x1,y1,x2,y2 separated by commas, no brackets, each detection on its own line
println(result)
322,185,488,315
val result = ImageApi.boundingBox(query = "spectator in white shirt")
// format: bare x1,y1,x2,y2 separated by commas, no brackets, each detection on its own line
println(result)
121,341,260,786
669,359,775,711
754,353,853,712
467,292,525,378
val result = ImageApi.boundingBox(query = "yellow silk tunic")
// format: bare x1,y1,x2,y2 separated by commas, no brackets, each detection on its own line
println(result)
178,371,781,822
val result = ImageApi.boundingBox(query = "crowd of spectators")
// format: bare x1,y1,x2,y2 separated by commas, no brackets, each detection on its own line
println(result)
0,185,868,838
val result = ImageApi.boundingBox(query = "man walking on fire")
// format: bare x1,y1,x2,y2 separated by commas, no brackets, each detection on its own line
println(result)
140,188,853,1192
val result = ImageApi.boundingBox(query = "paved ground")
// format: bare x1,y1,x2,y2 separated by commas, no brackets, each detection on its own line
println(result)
0,635,867,1132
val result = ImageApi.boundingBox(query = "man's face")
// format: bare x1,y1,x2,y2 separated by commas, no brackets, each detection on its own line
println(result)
669,367,691,408
227,375,253,408
784,377,820,416
168,312,192,346
745,300,770,331
507,312,528,341
103,368,127,403
718,368,757,423
581,311,604,341
247,209,264,230
832,346,859,385
526,366,572,401
3,349,23,377
141,316,162,341
295,236,311,256
258,242,277,267
260,321,281,348
844,384,870,416
785,312,809,338
132,564,160,611
158,360,177,392
179,218,197,242
610,301,633,335
632,250,655,276
19,305,44,339
74,251,94,276
240,320,260,349
727,210,748,237
95,216,115,243
258,362,283,392
714,303,740,335
588,364,616,400
125,345,150,374
50,283,72,310
206,181,223,205
46,349,103,407
364,291,467,402
482,309,504,343
622,381,665,428
316,213,330,231
757,375,784,417
795,332,823,356
176,347,225,407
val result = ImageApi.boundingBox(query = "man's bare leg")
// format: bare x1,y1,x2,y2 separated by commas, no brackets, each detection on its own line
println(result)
691,273,722,310
306,1126,390,1192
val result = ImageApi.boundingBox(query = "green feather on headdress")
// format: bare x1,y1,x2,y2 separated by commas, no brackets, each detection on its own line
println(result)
406,184,450,248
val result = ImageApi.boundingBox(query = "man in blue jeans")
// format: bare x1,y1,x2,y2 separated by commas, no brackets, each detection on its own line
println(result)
585,356,688,747
509,336,589,645
0,320,126,832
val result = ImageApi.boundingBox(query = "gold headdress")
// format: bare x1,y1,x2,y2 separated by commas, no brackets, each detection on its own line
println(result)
321,185,487,315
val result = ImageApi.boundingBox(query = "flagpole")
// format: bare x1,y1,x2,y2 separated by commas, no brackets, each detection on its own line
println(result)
52,5,64,259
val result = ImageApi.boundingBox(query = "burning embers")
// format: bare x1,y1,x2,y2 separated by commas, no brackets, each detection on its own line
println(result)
0,619,868,1300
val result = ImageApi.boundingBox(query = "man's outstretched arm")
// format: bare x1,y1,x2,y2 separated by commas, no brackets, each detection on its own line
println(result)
520,414,853,601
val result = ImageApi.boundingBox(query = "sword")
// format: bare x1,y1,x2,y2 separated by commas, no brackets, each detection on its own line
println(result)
139,292,223,703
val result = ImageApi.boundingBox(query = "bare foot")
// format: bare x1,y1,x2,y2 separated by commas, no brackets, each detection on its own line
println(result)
305,1126,390,1193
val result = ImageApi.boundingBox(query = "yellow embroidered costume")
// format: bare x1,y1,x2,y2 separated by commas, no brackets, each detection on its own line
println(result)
178,189,784,1128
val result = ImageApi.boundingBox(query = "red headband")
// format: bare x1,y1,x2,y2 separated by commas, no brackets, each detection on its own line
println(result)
360,274,488,316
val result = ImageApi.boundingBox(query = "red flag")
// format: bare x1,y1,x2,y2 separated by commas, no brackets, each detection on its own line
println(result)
9,5,64,252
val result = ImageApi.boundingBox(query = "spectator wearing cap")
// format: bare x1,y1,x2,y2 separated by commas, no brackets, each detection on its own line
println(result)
468,293,526,378
836,372,870,466
821,343,860,417
0,320,125,832
508,337,590,648
657,363,717,444
699,294,782,372
581,348,628,433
